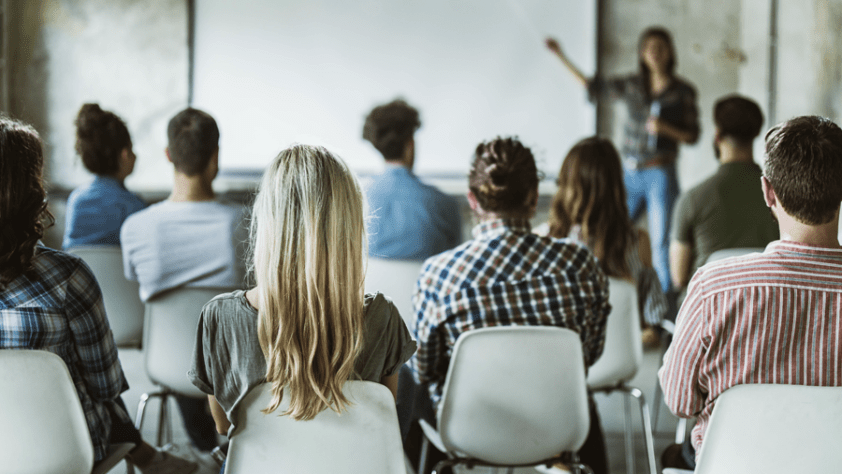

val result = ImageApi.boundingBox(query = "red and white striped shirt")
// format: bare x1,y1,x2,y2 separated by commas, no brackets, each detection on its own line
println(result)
659,240,842,458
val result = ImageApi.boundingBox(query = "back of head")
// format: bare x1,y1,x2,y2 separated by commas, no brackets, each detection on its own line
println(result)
75,103,131,176
362,99,420,160
764,115,842,225
167,108,219,175
0,116,53,285
469,137,538,216
250,144,365,421
549,137,632,277
714,95,764,146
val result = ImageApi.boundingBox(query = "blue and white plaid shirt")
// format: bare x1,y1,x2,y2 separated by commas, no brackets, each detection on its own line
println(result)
411,218,611,406
0,246,129,461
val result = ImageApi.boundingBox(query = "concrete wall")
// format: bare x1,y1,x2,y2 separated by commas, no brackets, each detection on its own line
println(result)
7,0,188,192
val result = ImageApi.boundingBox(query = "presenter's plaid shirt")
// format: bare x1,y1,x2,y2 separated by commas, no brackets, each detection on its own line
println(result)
0,246,129,461
411,218,610,406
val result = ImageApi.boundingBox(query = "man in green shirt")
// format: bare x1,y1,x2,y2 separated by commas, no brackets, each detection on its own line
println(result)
669,95,778,291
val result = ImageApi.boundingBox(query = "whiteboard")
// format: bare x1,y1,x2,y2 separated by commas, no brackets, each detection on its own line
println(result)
193,0,596,178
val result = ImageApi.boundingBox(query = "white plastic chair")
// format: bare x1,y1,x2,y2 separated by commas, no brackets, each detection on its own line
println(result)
0,350,135,474
365,257,425,331
67,246,145,347
693,384,842,473
418,326,593,474
136,286,234,446
587,278,656,474
224,381,406,474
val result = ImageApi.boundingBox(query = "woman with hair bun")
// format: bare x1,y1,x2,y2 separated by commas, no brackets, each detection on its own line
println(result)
409,137,611,474
62,103,145,249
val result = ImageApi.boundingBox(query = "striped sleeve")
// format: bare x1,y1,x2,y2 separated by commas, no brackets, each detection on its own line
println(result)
659,268,709,418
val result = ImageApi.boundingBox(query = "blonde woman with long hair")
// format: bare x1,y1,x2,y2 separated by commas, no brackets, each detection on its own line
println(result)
189,144,416,455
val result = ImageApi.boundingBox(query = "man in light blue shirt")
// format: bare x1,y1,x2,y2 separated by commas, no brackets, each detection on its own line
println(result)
363,99,462,260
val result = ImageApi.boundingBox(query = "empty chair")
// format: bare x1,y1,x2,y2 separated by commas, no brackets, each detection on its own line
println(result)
224,381,406,474
365,257,425,330
0,350,135,474
67,246,145,347
418,326,593,474
136,286,234,445
587,278,656,474
693,384,842,473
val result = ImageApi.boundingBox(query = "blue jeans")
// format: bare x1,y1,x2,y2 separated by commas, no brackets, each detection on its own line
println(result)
624,164,679,294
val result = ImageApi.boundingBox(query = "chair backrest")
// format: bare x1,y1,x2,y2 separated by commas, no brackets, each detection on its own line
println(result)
706,247,766,264
67,246,144,347
144,286,234,397
225,381,406,474
437,326,590,465
695,384,842,474
0,350,95,474
586,277,642,389
364,258,425,331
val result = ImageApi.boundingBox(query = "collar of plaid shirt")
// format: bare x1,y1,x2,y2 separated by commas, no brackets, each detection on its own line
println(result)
471,217,532,239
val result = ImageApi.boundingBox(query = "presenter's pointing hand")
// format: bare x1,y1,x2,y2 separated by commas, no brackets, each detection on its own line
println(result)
545,37,562,54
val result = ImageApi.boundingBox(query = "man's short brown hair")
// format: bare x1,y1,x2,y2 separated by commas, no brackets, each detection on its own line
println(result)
714,95,763,146
362,99,420,160
764,115,842,225
167,108,219,176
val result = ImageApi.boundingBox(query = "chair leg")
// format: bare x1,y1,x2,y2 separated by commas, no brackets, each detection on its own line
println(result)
136,393,151,430
569,453,594,474
675,418,687,445
651,375,663,431
419,436,430,474
157,393,169,447
623,394,635,474
628,387,658,474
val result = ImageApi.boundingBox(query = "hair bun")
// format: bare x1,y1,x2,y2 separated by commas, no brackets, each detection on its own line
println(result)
75,103,105,136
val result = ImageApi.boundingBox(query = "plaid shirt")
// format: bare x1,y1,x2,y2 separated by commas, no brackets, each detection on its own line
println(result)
589,74,699,164
412,218,610,406
0,246,129,461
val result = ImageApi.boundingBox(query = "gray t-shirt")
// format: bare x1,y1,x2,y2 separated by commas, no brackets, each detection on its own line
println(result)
188,290,416,436
120,200,248,301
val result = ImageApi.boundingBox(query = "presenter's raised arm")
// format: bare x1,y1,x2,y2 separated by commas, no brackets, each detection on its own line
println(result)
545,37,589,87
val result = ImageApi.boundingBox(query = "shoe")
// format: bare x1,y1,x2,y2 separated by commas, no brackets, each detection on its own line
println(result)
138,451,199,474
534,463,571,473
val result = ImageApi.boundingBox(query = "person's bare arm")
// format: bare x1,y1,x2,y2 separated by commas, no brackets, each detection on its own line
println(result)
669,241,693,290
380,373,399,401
208,395,231,435
545,37,588,87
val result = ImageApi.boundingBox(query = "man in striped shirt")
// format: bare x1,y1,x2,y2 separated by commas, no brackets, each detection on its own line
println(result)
659,115,842,466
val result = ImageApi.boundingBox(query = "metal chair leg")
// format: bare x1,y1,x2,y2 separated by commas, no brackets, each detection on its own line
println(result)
157,393,169,447
675,418,687,445
135,393,150,430
418,435,430,474
628,387,658,474
623,393,635,474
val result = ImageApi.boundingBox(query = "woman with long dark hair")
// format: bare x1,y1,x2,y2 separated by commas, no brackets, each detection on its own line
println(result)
540,137,668,339
545,27,699,299
0,116,195,473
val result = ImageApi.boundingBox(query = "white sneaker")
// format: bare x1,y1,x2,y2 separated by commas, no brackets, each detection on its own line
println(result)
139,451,199,474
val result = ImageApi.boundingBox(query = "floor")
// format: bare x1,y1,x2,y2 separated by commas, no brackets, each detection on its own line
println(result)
109,342,684,474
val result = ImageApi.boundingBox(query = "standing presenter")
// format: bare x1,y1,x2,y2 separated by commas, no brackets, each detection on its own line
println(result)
546,27,699,298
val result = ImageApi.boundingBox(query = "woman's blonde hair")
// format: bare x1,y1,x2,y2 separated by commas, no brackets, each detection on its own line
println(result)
250,144,366,420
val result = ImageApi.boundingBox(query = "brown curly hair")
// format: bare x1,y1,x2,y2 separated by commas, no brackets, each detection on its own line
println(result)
0,116,54,285
469,137,538,215
549,137,632,278
362,99,420,160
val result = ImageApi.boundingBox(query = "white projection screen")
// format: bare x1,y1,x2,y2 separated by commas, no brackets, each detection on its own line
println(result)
193,0,596,179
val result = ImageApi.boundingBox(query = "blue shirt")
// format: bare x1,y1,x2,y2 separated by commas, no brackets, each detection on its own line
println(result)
63,176,146,249
0,246,130,461
366,166,462,260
